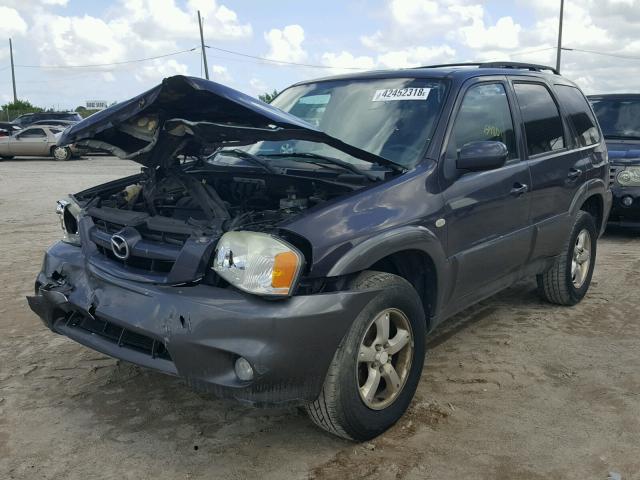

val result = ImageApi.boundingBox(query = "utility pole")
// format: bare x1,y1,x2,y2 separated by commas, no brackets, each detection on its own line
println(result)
556,0,565,73
197,11,210,80
9,38,17,103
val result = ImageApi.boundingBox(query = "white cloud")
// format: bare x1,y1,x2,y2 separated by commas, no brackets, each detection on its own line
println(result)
249,77,268,93
120,0,252,42
31,13,128,67
211,64,232,83
377,45,455,68
134,58,188,83
265,25,307,63
0,7,28,37
457,16,522,50
321,51,376,73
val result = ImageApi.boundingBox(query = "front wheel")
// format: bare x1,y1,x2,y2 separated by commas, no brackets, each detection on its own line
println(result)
537,210,597,306
306,271,426,441
52,146,71,161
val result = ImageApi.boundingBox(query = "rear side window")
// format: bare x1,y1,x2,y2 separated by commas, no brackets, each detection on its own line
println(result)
446,83,517,161
19,128,46,138
514,83,565,156
554,85,600,146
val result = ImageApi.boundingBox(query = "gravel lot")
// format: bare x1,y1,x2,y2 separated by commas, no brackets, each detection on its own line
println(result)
1,156,639,480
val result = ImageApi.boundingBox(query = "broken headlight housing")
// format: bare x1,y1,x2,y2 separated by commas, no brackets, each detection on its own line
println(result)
56,197,81,246
617,166,640,187
213,231,304,297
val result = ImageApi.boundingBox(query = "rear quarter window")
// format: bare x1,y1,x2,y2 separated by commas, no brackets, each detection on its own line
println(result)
555,85,600,147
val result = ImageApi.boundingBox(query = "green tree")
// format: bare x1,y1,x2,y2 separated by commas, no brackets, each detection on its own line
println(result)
1,99,43,121
259,90,279,103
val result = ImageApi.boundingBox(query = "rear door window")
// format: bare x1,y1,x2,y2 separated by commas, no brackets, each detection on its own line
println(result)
19,128,46,138
514,83,565,156
554,85,600,147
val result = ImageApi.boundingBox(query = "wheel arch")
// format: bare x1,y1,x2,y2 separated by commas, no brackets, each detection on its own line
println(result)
580,194,604,233
569,178,608,236
326,226,447,329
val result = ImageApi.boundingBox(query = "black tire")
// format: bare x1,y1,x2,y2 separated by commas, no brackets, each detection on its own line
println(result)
51,146,71,161
305,271,426,441
537,211,597,306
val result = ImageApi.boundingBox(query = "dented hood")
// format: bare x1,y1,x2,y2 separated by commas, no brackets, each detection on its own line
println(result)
60,75,402,171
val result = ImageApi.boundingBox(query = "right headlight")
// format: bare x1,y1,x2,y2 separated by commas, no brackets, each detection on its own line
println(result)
617,166,640,187
212,231,304,297
56,197,81,246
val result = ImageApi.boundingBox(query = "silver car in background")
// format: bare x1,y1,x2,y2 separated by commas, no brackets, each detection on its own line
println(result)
0,125,77,161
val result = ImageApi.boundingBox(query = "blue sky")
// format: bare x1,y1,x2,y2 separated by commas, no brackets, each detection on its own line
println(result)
1,0,639,110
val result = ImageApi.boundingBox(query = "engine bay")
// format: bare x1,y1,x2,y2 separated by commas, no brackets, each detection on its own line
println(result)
75,165,359,235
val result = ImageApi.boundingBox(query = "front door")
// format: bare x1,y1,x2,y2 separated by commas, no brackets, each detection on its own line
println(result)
10,128,50,156
441,79,532,303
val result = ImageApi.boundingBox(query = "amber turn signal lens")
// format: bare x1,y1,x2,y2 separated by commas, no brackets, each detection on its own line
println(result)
271,251,299,290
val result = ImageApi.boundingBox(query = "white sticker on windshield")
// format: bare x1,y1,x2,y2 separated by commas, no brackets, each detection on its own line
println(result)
372,87,431,102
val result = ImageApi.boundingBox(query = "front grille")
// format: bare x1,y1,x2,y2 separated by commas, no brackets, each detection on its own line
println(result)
92,217,189,247
65,311,172,361
95,244,175,273
609,165,621,187
90,216,188,274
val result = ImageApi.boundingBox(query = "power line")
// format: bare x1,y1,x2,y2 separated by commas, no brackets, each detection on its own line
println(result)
205,44,366,70
15,47,198,70
509,46,556,57
562,47,640,61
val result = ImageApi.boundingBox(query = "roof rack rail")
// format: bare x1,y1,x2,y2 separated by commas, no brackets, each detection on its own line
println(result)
416,61,559,75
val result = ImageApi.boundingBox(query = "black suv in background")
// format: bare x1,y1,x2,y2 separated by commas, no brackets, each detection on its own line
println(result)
28,63,610,441
589,94,640,226
11,111,82,128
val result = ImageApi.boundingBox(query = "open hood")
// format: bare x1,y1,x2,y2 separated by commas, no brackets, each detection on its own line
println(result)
60,75,403,171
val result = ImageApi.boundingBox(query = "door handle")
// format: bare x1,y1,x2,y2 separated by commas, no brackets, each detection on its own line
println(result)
567,168,582,180
510,183,529,197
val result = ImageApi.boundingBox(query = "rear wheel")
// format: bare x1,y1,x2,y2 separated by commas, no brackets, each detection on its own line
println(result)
537,211,597,305
305,271,426,440
52,146,71,161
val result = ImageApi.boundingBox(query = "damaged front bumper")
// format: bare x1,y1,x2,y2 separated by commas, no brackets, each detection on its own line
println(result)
27,241,378,406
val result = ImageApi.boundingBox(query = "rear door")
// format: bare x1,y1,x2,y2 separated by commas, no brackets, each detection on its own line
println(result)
512,81,598,260
441,78,532,302
9,128,50,156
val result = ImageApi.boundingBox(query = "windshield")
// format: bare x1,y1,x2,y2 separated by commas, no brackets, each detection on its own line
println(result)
591,98,640,139
212,78,448,169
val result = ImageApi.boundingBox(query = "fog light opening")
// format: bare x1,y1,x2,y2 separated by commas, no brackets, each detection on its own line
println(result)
621,196,634,207
235,357,254,381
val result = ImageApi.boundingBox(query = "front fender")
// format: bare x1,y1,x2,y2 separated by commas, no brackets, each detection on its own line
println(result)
326,225,450,319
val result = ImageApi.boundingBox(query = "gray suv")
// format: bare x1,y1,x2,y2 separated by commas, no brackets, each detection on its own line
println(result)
28,63,611,440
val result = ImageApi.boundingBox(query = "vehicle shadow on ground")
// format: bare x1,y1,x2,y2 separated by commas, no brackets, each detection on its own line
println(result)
41,280,543,450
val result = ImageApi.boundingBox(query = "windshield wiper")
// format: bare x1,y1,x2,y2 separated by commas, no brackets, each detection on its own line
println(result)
214,148,278,174
261,152,379,181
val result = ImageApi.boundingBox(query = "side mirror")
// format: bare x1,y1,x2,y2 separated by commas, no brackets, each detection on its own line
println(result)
456,141,508,172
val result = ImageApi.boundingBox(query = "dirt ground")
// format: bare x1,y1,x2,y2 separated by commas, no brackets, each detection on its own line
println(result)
1,156,639,480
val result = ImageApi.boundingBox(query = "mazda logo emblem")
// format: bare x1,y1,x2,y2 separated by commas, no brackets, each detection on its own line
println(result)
110,234,130,260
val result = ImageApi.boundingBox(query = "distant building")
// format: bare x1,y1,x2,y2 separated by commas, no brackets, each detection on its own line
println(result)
85,100,108,110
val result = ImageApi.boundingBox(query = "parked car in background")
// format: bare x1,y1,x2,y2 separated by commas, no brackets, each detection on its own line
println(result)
589,94,640,227
28,66,610,441
11,111,82,128
0,121,21,137
30,119,78,128
0,125,77,161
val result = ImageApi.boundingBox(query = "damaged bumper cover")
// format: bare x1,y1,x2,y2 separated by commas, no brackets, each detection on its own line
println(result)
28,241,379,406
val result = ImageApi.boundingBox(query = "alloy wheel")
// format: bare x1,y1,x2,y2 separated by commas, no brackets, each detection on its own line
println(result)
356,308,414,410
572,229,592,288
